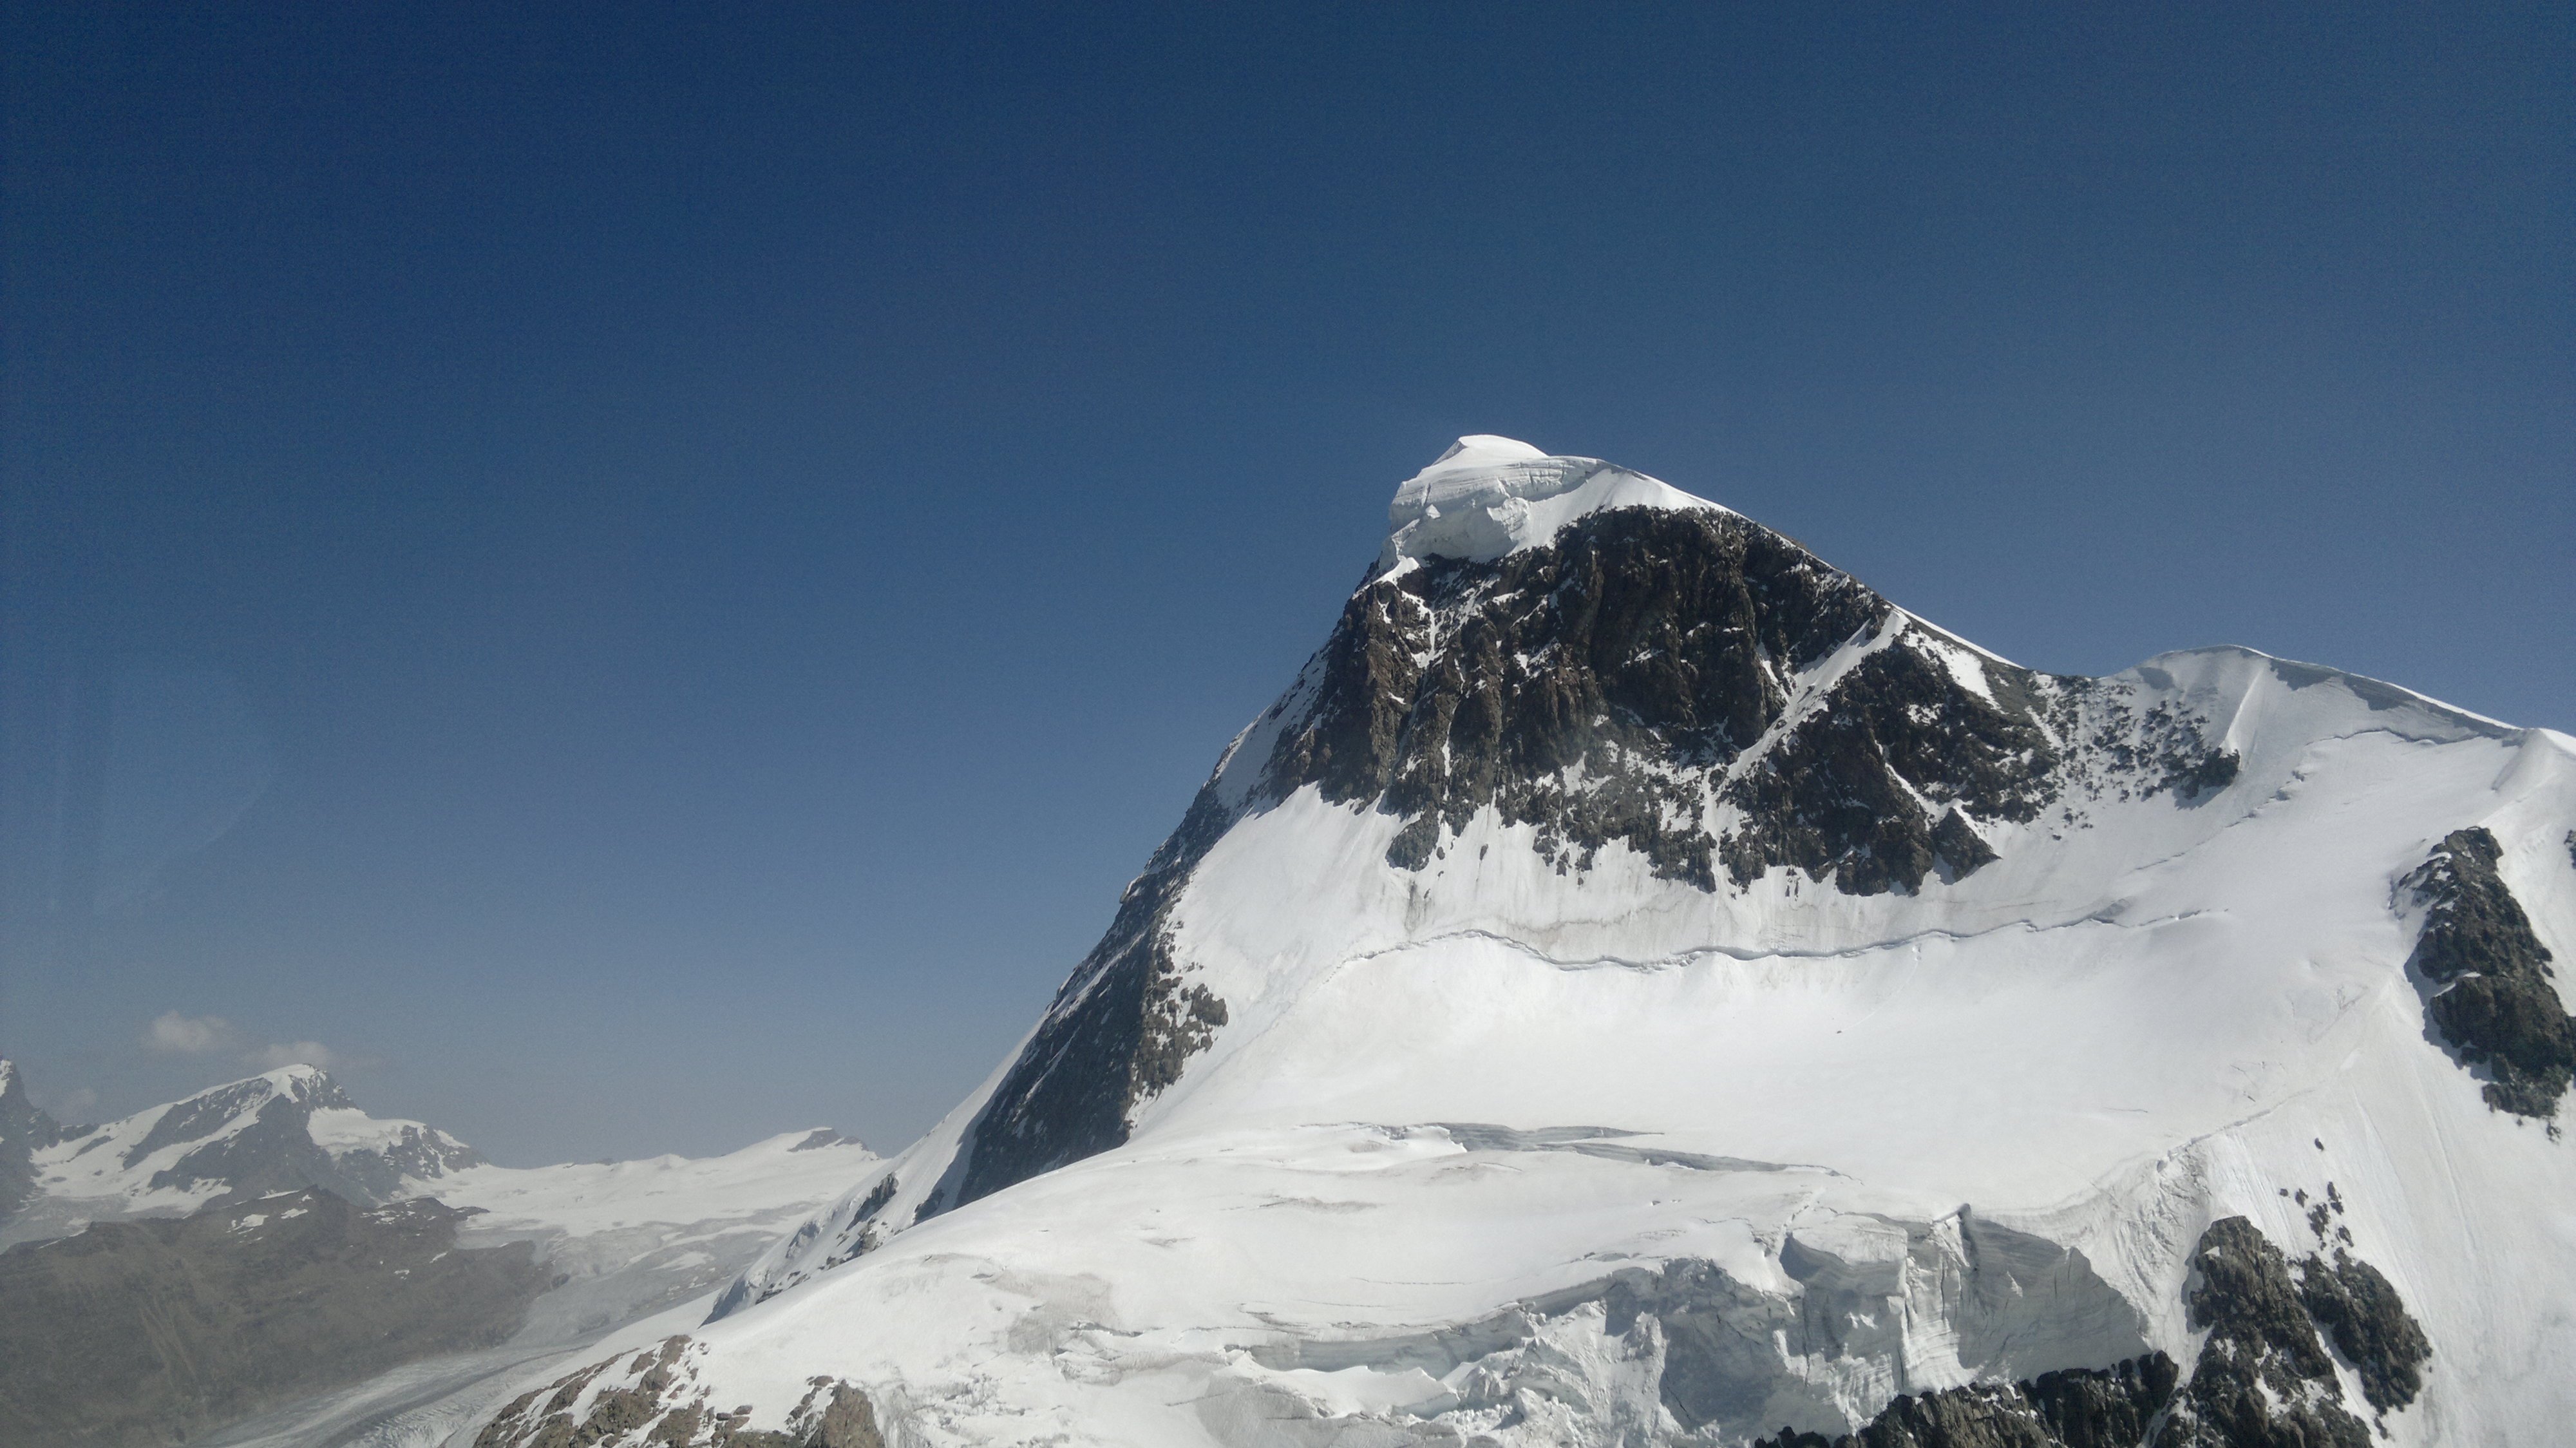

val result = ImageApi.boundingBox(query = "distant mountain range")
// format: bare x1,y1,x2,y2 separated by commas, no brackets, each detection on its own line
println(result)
1,1061,475,1248
0,1059,874,1447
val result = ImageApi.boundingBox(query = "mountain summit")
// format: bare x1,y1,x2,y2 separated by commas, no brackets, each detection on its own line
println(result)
479,441,2575,1448
0,1062,478,1248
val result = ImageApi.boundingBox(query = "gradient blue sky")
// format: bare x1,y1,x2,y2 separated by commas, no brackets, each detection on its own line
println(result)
4,5,2568,1163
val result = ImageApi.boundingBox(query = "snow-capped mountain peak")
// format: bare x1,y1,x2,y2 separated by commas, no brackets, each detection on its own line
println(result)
419,440,2576,1446
0,1063,478,1247
1381,434,1726,569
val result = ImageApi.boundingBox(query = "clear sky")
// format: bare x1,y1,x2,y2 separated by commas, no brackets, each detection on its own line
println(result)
3,5,2568,1164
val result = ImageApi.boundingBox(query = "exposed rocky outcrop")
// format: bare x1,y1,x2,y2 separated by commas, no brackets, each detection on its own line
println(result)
473,1338,882,1448
0,1188,550,1448
2294,1248,2431,1416
2403,826,2575,1119
946,785,1237,1213
1263,508,2059,895
0,1062,70,1218
2152,1215,2429,1447
1750,1355,2177,1448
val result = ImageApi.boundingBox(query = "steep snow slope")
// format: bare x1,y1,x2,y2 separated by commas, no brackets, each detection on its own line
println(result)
474,441,2576,1448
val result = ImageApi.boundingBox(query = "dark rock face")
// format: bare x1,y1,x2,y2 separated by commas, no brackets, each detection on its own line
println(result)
1264,509,2060,895
2294,1250,2431,1415
0,1188,549,1448
1749,1355,2176,1448
0,1063,70,1218
933,504,2237,1216
2152,1216,2428,1448
2403,827,2575,1119
947,787,1236,1211
475,1340,883,1448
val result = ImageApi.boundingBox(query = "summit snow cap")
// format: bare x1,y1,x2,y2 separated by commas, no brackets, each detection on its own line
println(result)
1379,434,1727,571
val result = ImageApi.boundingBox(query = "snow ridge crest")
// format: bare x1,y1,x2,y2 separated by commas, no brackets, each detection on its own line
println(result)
1381,434,1726,570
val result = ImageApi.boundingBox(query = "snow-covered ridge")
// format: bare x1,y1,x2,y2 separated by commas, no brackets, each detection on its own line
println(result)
1380,434,1725,570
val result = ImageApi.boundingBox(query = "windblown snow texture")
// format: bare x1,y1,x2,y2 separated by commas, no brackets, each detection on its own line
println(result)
496,439,2572,1447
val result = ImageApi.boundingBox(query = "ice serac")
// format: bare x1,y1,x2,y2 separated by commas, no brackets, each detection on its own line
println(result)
495,439,2573,1447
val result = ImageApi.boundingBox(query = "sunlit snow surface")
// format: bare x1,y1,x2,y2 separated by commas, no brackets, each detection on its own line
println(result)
468,443,2576,1447
1379,434,1725,571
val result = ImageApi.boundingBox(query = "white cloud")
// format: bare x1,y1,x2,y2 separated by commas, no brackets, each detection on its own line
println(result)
144,1012,345,1075
144,1011,234,1054
248,1040,340,1071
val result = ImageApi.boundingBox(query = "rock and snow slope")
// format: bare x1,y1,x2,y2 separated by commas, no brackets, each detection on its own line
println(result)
476,439,2575,1448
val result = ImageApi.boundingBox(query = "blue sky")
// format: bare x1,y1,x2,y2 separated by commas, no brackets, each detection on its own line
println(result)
3,5,2568,1162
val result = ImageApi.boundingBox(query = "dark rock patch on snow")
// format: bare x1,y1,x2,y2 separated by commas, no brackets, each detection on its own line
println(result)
2403,826,2575,1119
2293,1248,2431,1416
1749,1354,2176,1448
473,1340,882,1448
2151,1215,2429,1447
